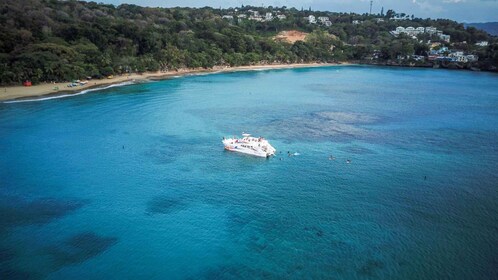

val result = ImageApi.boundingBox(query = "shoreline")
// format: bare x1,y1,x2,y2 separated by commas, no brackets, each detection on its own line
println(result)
0,63,348,102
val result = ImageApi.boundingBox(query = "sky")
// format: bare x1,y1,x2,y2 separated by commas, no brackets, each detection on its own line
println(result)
100,0,498,22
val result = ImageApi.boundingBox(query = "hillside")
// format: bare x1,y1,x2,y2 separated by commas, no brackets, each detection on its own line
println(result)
0,0,497,85
465,22,498,36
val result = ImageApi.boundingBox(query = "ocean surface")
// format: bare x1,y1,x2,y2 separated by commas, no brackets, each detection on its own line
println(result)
1,66,497,279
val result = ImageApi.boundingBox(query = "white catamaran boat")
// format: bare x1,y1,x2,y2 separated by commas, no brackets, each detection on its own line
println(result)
222,133,276,158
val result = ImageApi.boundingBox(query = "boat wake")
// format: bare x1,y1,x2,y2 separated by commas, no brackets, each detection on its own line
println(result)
3,81,135,103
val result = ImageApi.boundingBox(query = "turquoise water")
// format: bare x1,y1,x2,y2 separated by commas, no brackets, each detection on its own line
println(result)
1,66,497,279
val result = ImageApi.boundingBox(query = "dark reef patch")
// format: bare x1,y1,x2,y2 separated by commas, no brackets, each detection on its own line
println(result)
146,195,189,215
304,226,325,238
0,268,36,280
0,246,16,263
358,259,385,276
0,195,86,233
46,232,118,267
266,111,382,142
337,145,377,155
143,147,177,164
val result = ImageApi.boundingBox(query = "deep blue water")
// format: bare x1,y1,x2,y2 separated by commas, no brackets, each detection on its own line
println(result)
1,66,497,279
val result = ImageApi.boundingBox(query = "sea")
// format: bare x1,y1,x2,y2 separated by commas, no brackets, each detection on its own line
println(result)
1,65,497,279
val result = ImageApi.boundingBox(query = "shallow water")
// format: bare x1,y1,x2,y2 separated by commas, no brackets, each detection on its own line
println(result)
1,66,497,279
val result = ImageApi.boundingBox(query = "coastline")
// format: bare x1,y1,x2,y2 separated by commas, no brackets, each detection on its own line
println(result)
0,63,348,102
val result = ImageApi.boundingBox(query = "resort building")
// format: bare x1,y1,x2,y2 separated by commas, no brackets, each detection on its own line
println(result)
391,26,450,42
425,27,437,34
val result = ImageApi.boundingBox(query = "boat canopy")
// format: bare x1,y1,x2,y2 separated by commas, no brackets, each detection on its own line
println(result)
242,133,251,137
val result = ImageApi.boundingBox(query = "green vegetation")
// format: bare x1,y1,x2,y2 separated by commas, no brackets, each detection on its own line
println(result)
0,0,496,85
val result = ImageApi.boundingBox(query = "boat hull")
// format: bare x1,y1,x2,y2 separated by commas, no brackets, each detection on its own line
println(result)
222,136,276,158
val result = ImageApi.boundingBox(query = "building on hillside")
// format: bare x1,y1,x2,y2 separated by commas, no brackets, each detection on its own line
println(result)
466,55,478,62
265,12,273,21
425,27,437,34
411,55,425,61
475,41,488,47
450,51,464,57
277,14,287,20
318,16,329,23
391,26,450,42
308,15,316,24
440,34,450,43
222,15,234,20
352,20,361,25
249,16,263,21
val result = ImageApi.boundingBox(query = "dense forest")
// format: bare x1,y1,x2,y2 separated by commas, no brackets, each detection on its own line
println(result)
0,0,497,85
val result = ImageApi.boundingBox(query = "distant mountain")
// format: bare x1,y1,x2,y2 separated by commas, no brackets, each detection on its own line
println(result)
465,22,498,36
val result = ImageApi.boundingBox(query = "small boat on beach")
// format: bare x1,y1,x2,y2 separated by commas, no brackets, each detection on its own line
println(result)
222,133,276,158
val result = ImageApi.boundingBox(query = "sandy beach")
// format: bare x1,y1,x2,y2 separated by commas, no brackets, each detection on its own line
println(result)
0,63,347,102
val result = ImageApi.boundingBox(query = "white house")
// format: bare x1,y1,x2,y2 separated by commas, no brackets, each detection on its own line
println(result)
222,15,234,20
277,14,286,20
352,20,360,25
308,15,316,24
318,16,329,23
249,10,259,17
265,12,273,21
455,56,468,63
396,26,405,33
323,20,332,27
416,27,425,33
425,27,437,34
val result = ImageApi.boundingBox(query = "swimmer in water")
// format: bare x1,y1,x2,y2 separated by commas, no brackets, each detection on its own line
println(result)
346,159,351,164
329,155,335,160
